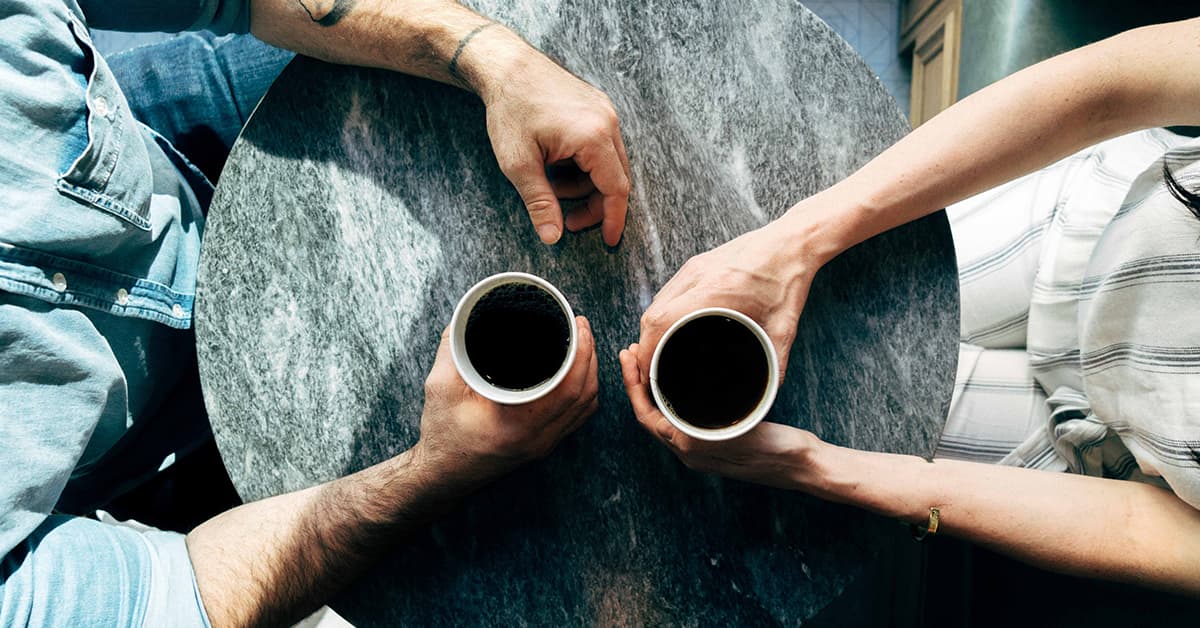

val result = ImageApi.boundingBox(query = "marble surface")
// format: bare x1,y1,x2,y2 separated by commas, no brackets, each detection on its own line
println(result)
196,1,959,625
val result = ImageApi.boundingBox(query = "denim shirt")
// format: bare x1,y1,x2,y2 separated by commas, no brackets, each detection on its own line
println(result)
1,0,253,625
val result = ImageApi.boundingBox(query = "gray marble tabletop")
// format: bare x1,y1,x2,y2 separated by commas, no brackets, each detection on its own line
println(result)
196,1,959,625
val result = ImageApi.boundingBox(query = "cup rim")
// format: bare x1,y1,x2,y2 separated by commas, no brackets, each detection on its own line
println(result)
648,307,780,441
450,272,578,405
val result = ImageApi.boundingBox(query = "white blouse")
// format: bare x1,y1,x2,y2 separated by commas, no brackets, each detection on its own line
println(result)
939,128,1200,509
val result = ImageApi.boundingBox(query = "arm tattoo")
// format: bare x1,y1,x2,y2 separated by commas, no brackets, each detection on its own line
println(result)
448,22,496,79
298,0,357,26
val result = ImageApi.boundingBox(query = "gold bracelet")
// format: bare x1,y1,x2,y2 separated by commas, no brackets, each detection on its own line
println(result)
910,507,940,542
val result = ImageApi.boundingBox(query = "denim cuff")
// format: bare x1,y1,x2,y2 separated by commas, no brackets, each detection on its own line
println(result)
0,515,211,627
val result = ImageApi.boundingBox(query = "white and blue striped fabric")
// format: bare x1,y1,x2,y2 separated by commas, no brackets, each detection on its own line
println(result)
936,128,1200,509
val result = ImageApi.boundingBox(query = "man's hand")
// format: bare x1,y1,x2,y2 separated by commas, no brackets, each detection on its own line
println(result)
636,221,821,380
481,58,631,246
250,0,632,247
189,317,598,627
619,344,820,489
416,316,600,489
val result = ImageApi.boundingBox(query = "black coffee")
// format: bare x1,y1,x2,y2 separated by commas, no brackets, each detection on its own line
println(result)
656,315,769,429
464,282,571,390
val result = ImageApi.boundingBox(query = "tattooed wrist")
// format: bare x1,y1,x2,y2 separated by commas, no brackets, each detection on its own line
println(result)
448,22,496,79
298,0,356,26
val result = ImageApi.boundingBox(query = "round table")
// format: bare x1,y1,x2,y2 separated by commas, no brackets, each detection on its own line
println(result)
196,1,959,624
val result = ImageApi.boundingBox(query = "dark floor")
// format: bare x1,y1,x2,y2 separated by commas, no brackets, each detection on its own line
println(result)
924,538,1199,628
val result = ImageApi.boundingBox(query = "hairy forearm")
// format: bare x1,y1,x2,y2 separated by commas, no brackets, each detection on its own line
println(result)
782,19,1200,266
248,0,540,101
799,443,1200,594
186,445,465,627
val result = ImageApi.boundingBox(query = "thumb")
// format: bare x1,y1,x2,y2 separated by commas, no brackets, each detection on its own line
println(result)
501,143,564,244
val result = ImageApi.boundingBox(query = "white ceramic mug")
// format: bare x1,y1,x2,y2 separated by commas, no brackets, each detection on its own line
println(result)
450,272,578,405
649,307,780,441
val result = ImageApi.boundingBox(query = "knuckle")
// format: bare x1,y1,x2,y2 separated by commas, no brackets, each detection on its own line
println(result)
640,308,662,331
613,174,631,197
524,197,558,217
495,152,527,178
585,114,611,136
605,106,620,127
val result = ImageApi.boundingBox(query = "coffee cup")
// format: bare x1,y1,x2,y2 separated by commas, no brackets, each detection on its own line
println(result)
450,272,578,404
649,307,780,441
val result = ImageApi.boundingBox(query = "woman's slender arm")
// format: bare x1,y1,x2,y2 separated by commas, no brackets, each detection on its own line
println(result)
787,16,1200,262
619,348,1200,595
811,445,1200,594
637,18,1200,372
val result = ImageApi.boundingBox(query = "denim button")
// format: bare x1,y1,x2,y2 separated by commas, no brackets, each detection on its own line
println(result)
92,95,111,118
172,303,184,318
52,272,67,292
116,288,129,305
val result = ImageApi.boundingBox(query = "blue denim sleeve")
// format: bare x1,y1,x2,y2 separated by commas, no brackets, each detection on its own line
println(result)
0,515,211,627
77,0,253,35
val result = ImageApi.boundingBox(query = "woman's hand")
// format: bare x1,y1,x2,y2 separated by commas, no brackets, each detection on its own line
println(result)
619,342,821,490
636,216,827,379
416,316,600,489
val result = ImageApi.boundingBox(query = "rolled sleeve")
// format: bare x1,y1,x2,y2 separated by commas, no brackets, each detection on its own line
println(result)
0,515,210,627
77,0,254,35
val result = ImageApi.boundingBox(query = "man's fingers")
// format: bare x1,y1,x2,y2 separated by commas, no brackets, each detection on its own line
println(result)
565,192,605,232
653,418,676,443
549,168,597,199
575,335,600,415
561,338,599,437
613,132,631,181
429,324,456,374
574,140,630,247
604,130,632,246
568,316,596,393
586,329,599,395
425,324,472,400
501,144,564,244
600,192,629,247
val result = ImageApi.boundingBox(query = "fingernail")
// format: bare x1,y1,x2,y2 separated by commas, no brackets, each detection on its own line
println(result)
537,224,560,243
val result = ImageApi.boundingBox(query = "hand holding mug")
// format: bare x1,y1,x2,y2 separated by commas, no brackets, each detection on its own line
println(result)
637,222,820,380
415,316,599,490
620,343,821,490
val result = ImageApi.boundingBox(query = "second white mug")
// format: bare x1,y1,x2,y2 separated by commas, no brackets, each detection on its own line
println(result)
649,307,780,441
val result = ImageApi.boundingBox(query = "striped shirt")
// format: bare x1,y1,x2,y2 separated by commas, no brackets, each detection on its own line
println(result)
936,129,1200,509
